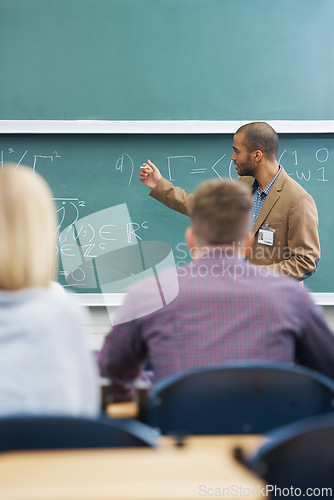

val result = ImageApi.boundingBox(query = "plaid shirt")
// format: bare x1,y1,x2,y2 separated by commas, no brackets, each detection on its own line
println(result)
251,167,282,230
98,252,334,401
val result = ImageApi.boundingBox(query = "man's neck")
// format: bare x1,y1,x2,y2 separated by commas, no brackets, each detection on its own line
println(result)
255,161,280,193
194,244,245,260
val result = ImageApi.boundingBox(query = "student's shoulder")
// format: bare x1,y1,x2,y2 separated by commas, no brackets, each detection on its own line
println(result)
258,269,315,305
237,176,254,190
113,266,180,325
36,287,89,324
127,266,179,298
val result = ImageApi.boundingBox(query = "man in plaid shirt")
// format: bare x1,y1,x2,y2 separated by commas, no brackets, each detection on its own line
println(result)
99,179,334,401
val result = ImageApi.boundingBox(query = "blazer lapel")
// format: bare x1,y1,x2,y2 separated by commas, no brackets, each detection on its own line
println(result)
251,168,287,235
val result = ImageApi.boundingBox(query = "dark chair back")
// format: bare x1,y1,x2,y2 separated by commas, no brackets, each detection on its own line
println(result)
146,363,334,435
243,413,334,494
0,415,157,452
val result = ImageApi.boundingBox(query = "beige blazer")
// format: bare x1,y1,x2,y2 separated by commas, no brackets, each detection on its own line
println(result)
150,169,320,280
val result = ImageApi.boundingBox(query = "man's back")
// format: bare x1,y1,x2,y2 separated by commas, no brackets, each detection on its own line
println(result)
99,252,334,400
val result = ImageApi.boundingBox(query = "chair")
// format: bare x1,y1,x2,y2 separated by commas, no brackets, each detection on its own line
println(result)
241,413,334,492
145,363,334,435
0,415,157,452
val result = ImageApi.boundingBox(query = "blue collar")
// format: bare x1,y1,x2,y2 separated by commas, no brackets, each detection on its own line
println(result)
252,166,282,196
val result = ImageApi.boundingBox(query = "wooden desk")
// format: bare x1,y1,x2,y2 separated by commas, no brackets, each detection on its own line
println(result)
0,435,267,500
106,401,139,419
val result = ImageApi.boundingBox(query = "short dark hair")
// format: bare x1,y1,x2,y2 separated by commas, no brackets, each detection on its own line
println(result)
191,179,252,245
236,122,278,160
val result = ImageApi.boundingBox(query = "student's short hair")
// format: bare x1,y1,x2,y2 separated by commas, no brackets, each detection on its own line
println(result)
0,165,58,290
236,122,278,160
191,179,252,245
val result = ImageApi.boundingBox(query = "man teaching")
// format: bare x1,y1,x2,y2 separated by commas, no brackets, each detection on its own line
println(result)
140,122,320,281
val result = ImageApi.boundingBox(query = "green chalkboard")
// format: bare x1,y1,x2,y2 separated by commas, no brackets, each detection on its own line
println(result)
0,133,333,293
1,0,334,120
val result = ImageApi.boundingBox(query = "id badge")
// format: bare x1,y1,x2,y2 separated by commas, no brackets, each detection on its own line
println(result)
258,222,275,246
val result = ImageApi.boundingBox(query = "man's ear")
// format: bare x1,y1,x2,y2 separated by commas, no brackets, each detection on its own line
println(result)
185,226,196,251
252,149,263,163
186,226,202,259
244,232,254,258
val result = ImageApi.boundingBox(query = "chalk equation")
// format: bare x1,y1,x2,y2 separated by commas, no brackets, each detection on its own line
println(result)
115,149,331,185
55,199,149,288
58,218,149,256
0,148,61,172
0,145,331,186
279,148,329,182
57,217,149,288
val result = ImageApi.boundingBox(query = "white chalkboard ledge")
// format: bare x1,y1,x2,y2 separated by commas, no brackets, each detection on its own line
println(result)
0,120,333,134
311,293,334,306
72,293,126,307
72,293,334,307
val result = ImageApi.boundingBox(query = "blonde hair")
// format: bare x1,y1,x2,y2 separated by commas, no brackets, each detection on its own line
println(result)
0,165,58,290
191,179,252,245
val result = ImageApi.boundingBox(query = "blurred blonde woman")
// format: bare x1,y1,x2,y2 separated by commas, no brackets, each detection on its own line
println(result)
0,165,99,417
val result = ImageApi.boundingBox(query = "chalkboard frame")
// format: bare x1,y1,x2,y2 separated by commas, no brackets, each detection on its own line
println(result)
1,119,333,305
1,120,334,134
72,293,334,307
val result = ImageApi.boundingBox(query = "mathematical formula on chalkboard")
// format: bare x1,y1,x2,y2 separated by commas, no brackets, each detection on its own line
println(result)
1,145,331,186
0,134,333,293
